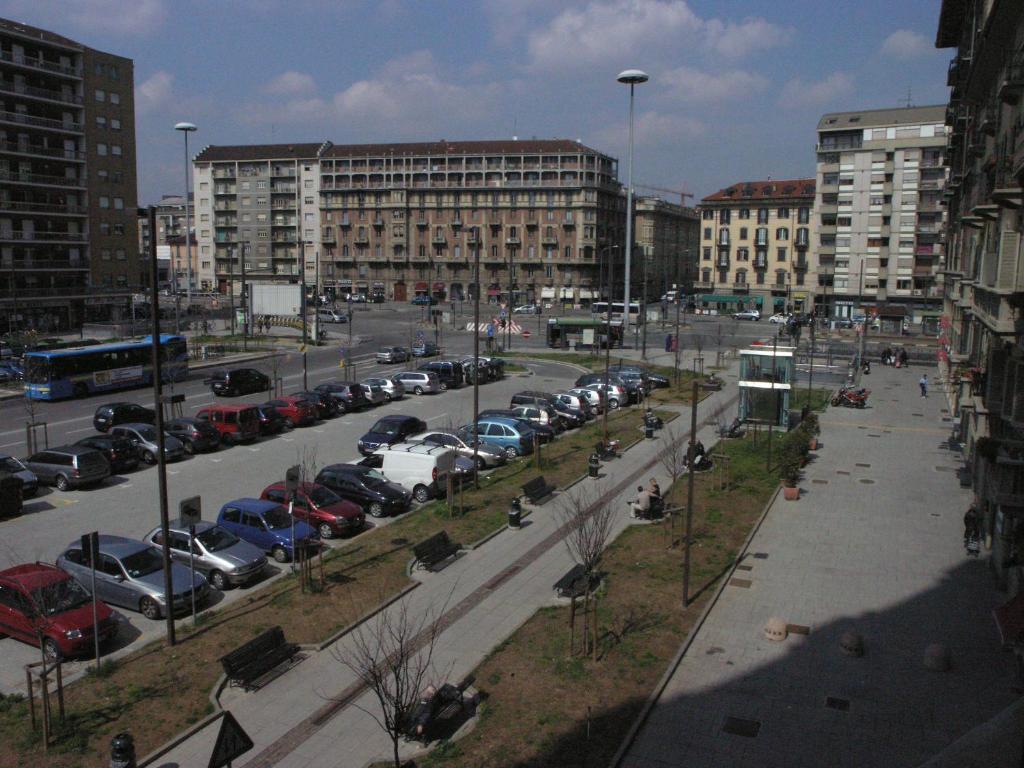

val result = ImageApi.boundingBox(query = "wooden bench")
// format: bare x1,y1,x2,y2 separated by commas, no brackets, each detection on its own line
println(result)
553,564,589,598
405,674,477,743
219,626,299,691
521,475,556,504
412,531,460,571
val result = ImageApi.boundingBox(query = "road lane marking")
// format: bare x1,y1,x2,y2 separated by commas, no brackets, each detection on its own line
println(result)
67,426,92,435
427,413,449,423
248,447,261,452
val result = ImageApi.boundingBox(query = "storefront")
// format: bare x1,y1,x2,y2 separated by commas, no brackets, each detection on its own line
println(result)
393,281,407,302
487,283,501,303
431,281,446,301
694,294,764,314
371,281,386,303
414,281,429,297
449,282,464,301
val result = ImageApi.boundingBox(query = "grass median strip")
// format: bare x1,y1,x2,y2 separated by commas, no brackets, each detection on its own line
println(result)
0,406,670,768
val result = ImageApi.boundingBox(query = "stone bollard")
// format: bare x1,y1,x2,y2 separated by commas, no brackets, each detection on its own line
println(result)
763,617,788,642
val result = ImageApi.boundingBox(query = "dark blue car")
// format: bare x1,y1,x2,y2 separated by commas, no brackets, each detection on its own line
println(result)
216,498,317,563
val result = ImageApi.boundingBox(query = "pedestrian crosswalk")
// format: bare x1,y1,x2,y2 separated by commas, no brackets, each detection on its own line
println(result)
464,321,525,334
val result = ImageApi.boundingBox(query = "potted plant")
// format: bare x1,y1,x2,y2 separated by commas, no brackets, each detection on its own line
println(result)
781,455,801,500
802,412,820,450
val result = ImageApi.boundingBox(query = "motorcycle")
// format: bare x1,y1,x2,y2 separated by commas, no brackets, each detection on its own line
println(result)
965,534,980,558
831,386,871,408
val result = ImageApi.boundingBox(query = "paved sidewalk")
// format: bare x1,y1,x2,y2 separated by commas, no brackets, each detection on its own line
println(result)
621,364,1019,768
149,366,743,768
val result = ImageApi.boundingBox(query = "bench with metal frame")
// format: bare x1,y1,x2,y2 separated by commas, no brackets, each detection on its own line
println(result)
521,475,556,505
219,626,299,691
405,674,477,743
412,531,461,571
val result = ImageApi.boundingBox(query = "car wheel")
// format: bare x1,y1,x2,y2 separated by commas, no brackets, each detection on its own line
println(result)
272,545,289,563
183,441,195,455
413,386,424,395
504,445,520,458
440,383,448,392
831,397,840,406
285,417,295,429
384,393,393,402
55,474,70,491
140,596,161,620
143,450,156,465
368,501,386,518
73,382,88,398
476,457,487,471
209,570,228,591
413,485,431,503
42,637,62,663
609,398,620,409
318,522,334,539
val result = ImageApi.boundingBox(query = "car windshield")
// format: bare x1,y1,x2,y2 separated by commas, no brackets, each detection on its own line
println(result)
365,378,384,386
0,456,24,472
263,506,292,529
196,526,239,552
120,548,164,578
134,426,157,441
370,420,400,436
307,486,340,506
31,577,91,616
359,468,388,485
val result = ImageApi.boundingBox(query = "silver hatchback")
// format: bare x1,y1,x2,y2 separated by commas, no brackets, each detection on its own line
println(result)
143,521,267,591
110,423,185,464
360,381,388,406
392,371,442,395
363,376,404,402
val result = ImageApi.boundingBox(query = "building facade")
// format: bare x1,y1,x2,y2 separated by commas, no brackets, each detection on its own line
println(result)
0,17,139,332
192,140,625,307
634,196,699,300
696,179,815,315
814,106,947,327
937,0,1024,587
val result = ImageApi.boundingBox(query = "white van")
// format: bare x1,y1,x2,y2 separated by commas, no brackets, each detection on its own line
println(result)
372,442,456,503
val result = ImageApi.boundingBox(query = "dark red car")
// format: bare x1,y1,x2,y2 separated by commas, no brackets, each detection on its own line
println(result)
264,397,318,428
0,563,118,662
260,481,365,539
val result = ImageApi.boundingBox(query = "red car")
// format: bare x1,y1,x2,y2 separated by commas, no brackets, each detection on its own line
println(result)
195,404,261,444
0,563,118,662
264,397,318,428
260,481,365,539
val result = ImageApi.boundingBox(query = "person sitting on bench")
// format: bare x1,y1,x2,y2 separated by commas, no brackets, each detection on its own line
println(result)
630,485,653,520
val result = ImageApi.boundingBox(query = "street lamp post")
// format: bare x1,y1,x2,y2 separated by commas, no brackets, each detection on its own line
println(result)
600,244,619,444
174,123,197,303
472,228,481,487
617,69,648,346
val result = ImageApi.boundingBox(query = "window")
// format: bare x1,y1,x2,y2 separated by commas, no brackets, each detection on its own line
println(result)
115,248,126,260
101,248,111,260
99,222,110,235
775,227,789,241
757,209,769,224
114,197,124,210
777,247,787,262
798,207,809,224
702,247,711,261
719,209,731,224
95,89,105,102
777,207,789,218
737,248,749,261
97,143,108,156
739,227,748,240
99,196,110,209
739,208,750,219
109,92,120,105
96,116,107,128
703,227,712,240
111,145,122,157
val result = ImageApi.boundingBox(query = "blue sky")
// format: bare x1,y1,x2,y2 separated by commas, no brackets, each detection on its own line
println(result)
5,0,952,205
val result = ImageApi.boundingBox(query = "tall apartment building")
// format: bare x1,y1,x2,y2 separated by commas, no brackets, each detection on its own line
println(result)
937,0,1024,583
814,106,947,326
138,194,199,291
192,139,625,306
138,193,188,254
696,179,815,315
0,17,139,332
634,196,699,299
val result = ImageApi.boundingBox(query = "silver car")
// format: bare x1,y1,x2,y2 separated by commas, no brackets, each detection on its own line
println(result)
360,381,388,406
0,453,38,497
392,371,443,395
569,387,604,413
409,429,507,470
56,535,208,620
376,346,409,364
364,376,404,402
143,521,267,591
110,423,185,464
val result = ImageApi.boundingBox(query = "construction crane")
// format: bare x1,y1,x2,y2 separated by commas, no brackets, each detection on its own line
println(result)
635,184,694,207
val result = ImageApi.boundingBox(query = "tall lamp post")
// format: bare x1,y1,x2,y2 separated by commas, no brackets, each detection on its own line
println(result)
617,69,648,345
174,122,197,302
472,228,481,487
600,244,619,444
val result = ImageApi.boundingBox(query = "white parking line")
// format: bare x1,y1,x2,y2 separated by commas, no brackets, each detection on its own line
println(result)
66,426,92,435
427,413,449,423
210,458,222,463
117,483,133,489
314,429,324,434
248,447,261,452
0,441,21,449
168,470,179,475
282,437,294,442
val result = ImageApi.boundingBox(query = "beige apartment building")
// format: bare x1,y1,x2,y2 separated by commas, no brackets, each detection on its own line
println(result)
814,105,947,327
697,179,815,315
192,139,626,307
0,17,140,331
634,196,699,300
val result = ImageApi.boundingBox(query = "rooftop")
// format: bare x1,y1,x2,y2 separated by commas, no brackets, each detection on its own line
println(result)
701,179,815,204
817,105,947,131
194,143,326,163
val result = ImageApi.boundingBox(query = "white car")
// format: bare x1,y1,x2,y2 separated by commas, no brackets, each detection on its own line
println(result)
733,309,761,321
512,304,538,314
768,313,790,324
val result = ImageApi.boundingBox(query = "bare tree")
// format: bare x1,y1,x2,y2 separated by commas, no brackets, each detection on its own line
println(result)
265,353,285,398
713,320,725,369
692,334,705,377
332,597,448,768
557,484,616,660
297,444,319,486
658,426,687,547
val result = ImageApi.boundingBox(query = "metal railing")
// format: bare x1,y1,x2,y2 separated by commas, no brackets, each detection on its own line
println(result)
0,50,82,77
0,110,82,132
0,79,82,104
0,169,84,187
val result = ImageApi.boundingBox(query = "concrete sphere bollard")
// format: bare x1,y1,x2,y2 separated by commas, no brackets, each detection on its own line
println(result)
763,617,788,642
839,631,864,657
923,643,951,671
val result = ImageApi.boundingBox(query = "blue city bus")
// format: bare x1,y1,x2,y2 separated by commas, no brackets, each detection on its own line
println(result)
24,335,189,400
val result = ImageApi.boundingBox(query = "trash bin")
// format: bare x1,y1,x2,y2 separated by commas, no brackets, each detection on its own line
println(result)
0,474,22,518
508,498,522,529
110,732,136,768
588,453,600,479
645,421,655,439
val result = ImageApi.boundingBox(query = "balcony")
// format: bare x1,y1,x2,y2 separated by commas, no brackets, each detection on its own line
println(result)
732,281,749,292
0,230,87,243
212,168,237,179
416,217,428,228
692,281,714,291
0,79,82,106
980,103,999,135
0,109,82,134
541,235,558,246
753,257,767,270
0,168,84,188
355,233,369,245
450,218,463,229
794,258,808,271
998,53,1024,105
272,233,297,243
0,140,85,162
372,215,384,227
715,259,730,269
432,233,447,245
0,50,82,78
992,159,1024,209
1,199,86,215
214,186,237,196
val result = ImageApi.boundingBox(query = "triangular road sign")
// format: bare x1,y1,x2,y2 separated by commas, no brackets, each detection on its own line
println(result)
208,710,254,768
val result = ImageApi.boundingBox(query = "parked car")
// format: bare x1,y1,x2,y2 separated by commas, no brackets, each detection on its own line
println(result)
417,360,464,389
260,482,365,539
0,563,118,662
551,392,594,419
509,404,564,433
408,429,507,470
57,535,208,620
582,381,627,409
551,400,586,428
0,453,39,497
646,372,670,389
144,521,267,590
512,304,538,314
510,390,555,408
73,434,141,473
0,360,24,382
363,376,404,402
93,402,155,433
369,442,456,503
216,499,317,563
479,410,556,444
253,403,288,435
460,356,499,383
768,312,791,324
392,371,443,395
317,309,347,323
411,341,440,357
164,418,221,454
575,373,630,405
264,396,318,428
607,366,650,399
458,417,536,458
206,367,269,396
25,446,110,491
411,295,436,306
110,424,185,464
315,464,412,518
359,415,429,456
376,346,409,364
314,381,369,413
194,404,262,444
292,390,341,419
361,382,388,406
733,309,761,321
568,387,604,413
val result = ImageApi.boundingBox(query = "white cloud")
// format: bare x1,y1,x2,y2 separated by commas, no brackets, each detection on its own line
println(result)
135,70,174,114
262,71,317,97
778,72,854,108
1,0,167,35
525,0,790,70
659,66,767,103
880,29,932,59
593,109,705,149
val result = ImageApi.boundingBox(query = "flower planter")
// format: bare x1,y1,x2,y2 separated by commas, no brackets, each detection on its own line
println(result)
783,485,800,501
809,437,818,451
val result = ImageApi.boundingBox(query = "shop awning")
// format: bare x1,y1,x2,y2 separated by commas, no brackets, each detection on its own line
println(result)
541,287,555,298
560,287,573,298
697,294,763,307
433,282,445,290
415,281,428,291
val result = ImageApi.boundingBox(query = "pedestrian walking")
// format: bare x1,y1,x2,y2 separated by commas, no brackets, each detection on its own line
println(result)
899,348,909,368
963,504,981,545
919,374,928,398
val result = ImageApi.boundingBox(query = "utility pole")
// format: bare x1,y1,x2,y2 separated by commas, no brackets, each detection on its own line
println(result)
147,206,175,647
228,246,236,336
506,244,514,352
241,243,248,351
683,378,699,607
300,242,308,390
808,317,815,400
641,246,648,359
472,228,480,488
674,293,682,386
602,245,618,444
767,333,777,471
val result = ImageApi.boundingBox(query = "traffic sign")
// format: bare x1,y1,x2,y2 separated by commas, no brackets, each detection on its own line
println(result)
486,324,495,338
522,330,531,340
416,330,425,340
207,711,254,768
179,496,202,527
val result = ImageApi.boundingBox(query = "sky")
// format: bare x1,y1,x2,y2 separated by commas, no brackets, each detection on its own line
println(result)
4,0,952,206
